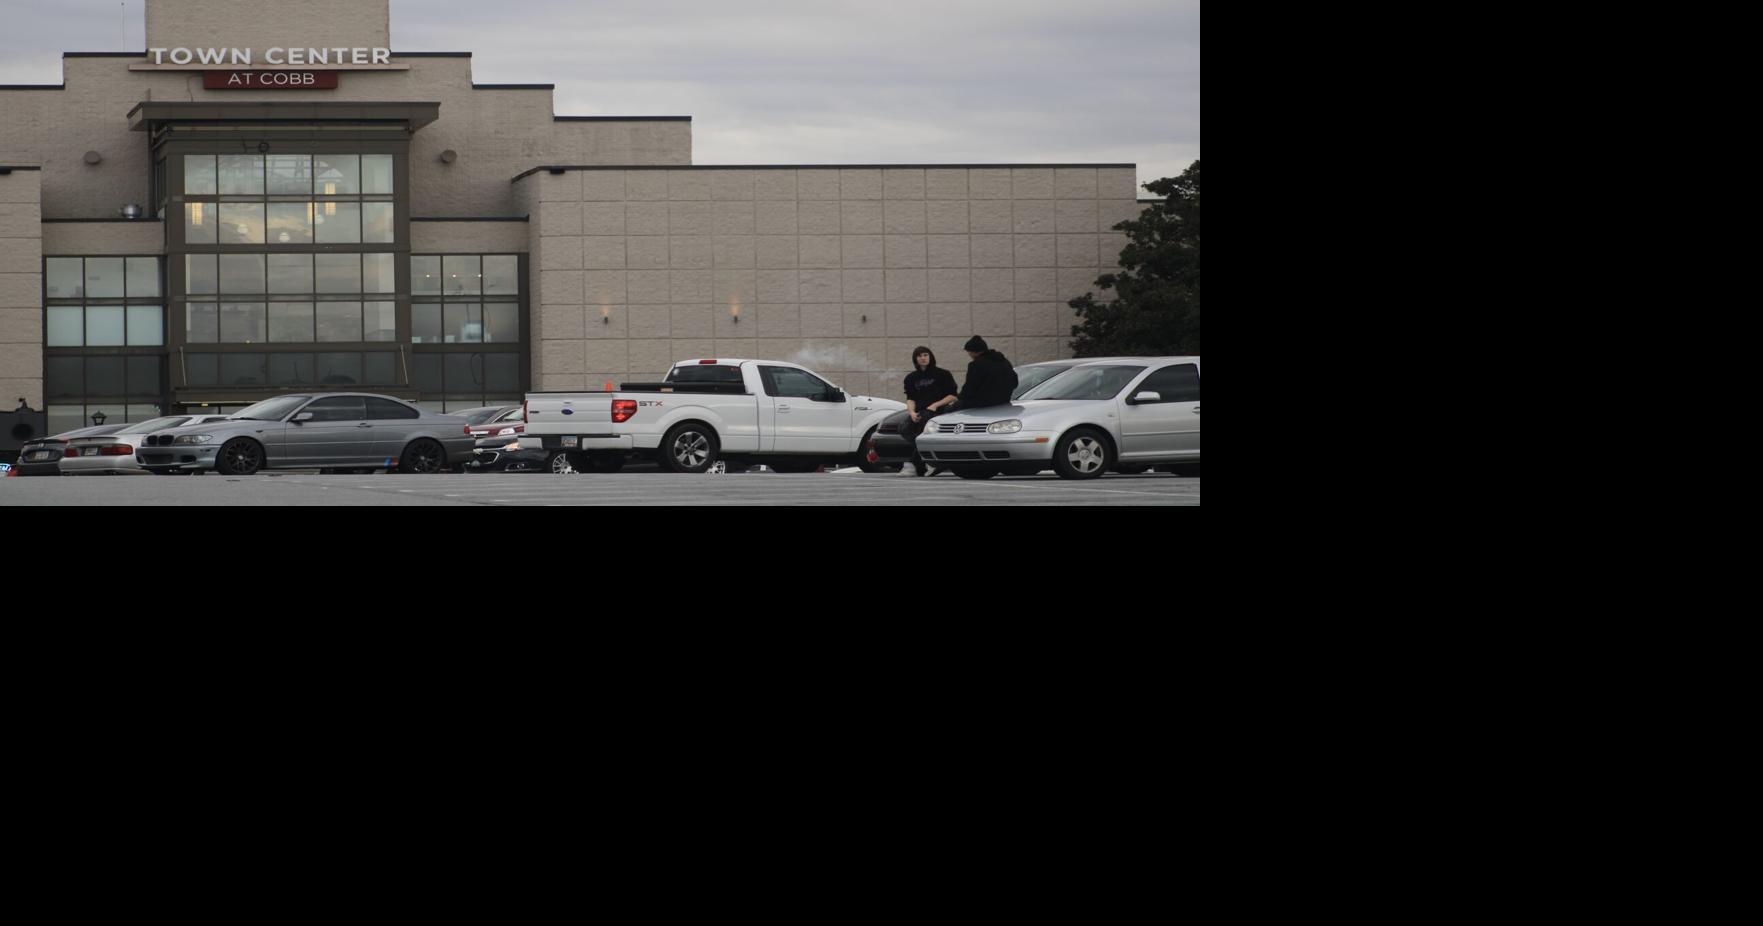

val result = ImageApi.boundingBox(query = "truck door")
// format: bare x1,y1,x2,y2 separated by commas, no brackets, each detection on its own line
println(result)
757,365,852,453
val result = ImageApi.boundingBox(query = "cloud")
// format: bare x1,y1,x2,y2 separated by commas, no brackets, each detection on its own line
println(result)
0,0,1198,187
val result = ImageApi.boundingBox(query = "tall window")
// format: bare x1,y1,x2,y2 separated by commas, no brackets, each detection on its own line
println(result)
410,253,523,412
171,149,405,394
42,256,166,434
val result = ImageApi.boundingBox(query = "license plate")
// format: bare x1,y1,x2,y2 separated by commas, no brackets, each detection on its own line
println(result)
561,436,578,448
26,451,54,462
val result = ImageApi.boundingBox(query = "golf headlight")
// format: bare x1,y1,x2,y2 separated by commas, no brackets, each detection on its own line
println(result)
987,420,1022,434
172,434,214,445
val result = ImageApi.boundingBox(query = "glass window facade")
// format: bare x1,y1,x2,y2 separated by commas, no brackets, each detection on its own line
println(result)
42,257,164,347
410,253,524,410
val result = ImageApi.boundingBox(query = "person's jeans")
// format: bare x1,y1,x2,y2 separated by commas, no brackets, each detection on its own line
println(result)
901,410,941,468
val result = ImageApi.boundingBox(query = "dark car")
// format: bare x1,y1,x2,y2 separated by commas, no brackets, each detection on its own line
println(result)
7,425,127,477
867,359,1138,473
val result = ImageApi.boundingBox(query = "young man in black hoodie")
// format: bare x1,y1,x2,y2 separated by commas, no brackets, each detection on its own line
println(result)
955,335,1017,410
899,346,958,477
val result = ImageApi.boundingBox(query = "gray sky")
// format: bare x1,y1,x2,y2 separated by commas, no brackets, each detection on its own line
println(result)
1,0,1199,191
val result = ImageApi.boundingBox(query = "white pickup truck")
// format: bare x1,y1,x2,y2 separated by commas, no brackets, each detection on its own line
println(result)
523,359,907,473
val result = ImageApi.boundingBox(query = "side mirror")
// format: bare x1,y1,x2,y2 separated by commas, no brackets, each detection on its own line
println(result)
292,412,315,423
1130,391,1162,405
817,390,847,403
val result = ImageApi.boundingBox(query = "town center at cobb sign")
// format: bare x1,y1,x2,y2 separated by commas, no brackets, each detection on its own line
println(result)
148,47,392,66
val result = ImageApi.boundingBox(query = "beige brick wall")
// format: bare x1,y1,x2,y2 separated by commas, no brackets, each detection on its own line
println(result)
409,220,529,255
522,166,1132,398
0,170,44,407
2,21,691,220
146,0,390,53
41,221,164,255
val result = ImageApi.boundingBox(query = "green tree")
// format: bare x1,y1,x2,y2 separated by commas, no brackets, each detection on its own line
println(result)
1069,160,1200,356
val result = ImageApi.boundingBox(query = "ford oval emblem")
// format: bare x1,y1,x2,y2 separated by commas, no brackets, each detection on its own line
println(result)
561,408,574,415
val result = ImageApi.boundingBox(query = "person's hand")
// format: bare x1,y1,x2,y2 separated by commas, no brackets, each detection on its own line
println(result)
909,411,921,422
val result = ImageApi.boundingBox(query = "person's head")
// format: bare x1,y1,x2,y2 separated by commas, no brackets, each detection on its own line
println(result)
912,346,936,370
964,335,988,359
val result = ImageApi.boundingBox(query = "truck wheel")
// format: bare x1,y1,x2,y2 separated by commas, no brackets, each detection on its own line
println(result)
547,451,577,474
661,423,719,473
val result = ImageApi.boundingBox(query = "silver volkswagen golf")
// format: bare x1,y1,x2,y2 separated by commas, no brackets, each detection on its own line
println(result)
136,394,474,475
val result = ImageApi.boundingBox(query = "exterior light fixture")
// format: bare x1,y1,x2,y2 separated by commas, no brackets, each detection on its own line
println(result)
91,410,108,426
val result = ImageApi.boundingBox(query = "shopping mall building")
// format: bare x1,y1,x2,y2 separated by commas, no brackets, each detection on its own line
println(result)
0,0,1140,433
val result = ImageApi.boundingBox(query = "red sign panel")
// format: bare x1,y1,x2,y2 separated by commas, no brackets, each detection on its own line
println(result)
204,71,339,90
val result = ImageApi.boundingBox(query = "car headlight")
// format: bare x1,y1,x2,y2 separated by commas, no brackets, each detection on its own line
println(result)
987,420,1022,434
172,434,214,445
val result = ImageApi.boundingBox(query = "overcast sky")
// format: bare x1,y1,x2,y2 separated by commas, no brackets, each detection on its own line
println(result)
1,0,1199,191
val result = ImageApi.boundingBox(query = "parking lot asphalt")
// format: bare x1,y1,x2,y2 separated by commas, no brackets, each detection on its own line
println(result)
1,470,1200,506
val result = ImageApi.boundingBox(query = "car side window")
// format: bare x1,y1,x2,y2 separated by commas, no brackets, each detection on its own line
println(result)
366,397,420,420
761,366,831,399
302,396,368,421
1134,364,1200,404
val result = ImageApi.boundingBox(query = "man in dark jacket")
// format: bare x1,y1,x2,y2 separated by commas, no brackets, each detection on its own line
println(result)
955,336,1017,410
899,345,958,477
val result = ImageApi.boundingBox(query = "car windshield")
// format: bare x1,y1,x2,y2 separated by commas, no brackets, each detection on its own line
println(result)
1019,365,1148,401
459,407,510,425
1012,363,1077,399
115,416,191,434
230,396,312,421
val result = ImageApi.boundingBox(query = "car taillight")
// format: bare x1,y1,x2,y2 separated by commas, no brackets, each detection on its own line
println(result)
62,447,79,457
513,424,524,433
867,449,879,463
464,425,473,435
522,399,529,422
612,400,637,423
698,359,718,364
100,445,133,456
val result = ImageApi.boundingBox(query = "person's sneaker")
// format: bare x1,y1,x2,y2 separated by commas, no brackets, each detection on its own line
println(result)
898,462,917,477
924,466,940,477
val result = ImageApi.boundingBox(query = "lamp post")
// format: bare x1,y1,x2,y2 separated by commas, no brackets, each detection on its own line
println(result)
91,410,107,427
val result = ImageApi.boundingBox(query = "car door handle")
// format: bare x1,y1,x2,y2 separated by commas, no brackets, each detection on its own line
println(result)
1193,406,1200,414
778,405,791,412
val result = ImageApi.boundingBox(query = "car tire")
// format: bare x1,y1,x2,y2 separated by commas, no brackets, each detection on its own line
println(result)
215,438,264,475
661,423,719,473
1052,427,1112,480
397,438,446,474
954,468,999,480
547,451,576,474
855,427,890,473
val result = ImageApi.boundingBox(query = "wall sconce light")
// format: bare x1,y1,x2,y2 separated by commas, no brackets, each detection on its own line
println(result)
440,149,458,164
601,307,611,325
84,150,103,165
860,314,868,324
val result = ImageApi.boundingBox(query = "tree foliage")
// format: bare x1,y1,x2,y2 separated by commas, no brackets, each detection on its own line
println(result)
1069,160,1200,356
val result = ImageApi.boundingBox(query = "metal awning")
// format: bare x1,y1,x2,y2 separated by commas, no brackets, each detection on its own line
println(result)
129,101,440,132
